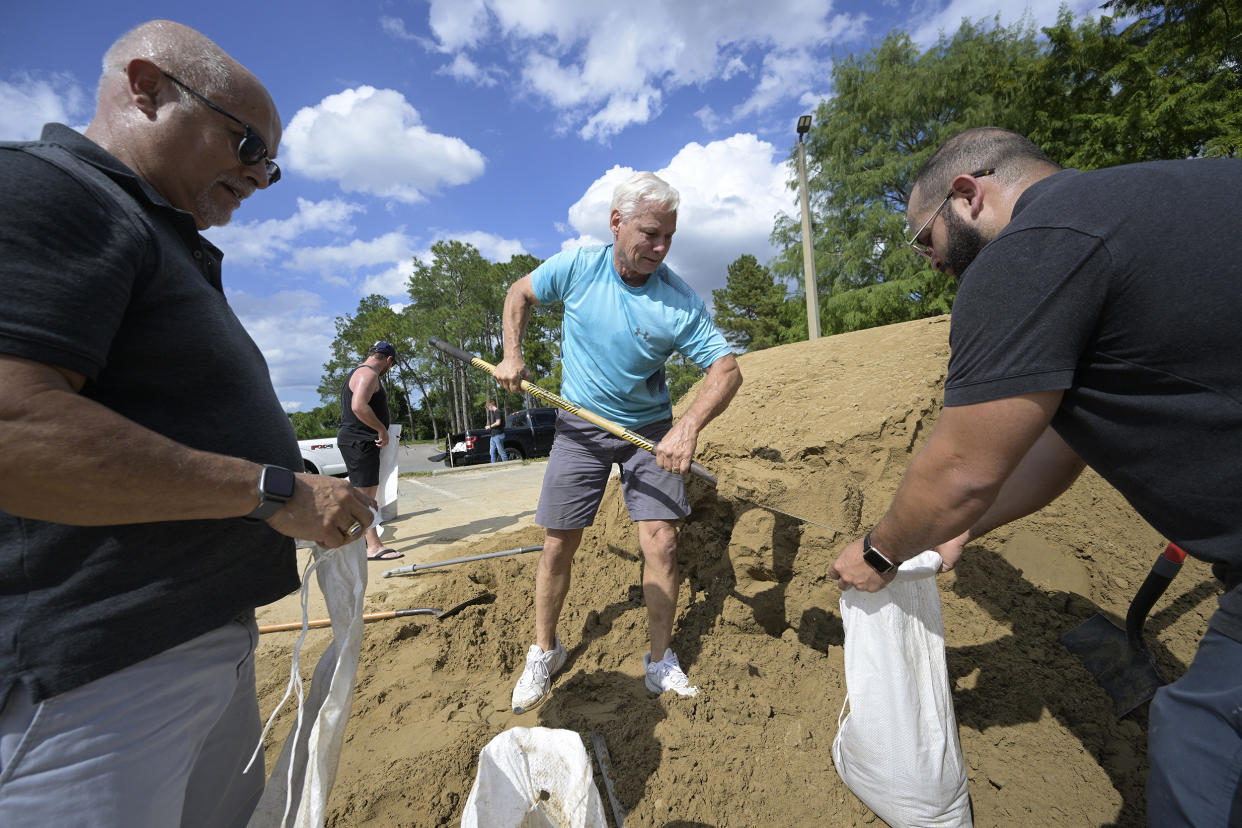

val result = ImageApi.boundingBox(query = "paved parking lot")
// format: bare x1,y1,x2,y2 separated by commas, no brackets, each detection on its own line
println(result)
268,460,550,626
389,461,548,561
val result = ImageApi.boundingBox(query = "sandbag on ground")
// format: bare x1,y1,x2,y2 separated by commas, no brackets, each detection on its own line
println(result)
462,726,607,828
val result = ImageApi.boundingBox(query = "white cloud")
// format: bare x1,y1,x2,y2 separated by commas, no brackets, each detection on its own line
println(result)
422,0,872,139
290,231,416,273
440,230,528,263
695,106,721,133
798,90,828,110
361,263,413,297
563,133,791,298
228,289,337,410
580,87,662,141
378,15,420,41
236,220,528,300
206,197,364,266
732,49,826,121
282,86,486,202
437,53,498,87
426,0,492,51
0,72,90,140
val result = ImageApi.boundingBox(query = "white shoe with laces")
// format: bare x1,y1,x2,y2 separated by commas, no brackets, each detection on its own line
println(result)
643,648,699,697
511,637,566,714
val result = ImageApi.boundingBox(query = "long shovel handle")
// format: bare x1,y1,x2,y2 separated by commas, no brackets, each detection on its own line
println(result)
258,608,439,634
382,544,543,578
1125,542,1187,647
429,338,717,485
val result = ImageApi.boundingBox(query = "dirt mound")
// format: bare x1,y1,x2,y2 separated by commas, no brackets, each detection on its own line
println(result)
255,316,1219,827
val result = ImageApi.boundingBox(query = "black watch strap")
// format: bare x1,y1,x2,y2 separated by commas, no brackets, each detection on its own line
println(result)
862,531,897,574
244,465,296,522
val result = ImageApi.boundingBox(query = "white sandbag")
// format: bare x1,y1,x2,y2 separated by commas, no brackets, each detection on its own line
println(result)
247,519,369,828
461,727,608,828
832,550,972,827
378,424,401,523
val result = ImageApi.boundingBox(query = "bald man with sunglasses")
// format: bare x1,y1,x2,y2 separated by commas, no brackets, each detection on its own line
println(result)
0,20,374,827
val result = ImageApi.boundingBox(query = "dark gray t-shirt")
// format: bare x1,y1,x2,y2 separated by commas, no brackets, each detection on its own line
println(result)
944,160,1242,640
0,125,301,705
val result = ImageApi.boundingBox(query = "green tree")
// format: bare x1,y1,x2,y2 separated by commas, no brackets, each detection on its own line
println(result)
770,19,1043,331
712,254,792,352
1028,0,1242,165
288,404,340,440
665,351,705,406
489,254,559,411
406,241,497,434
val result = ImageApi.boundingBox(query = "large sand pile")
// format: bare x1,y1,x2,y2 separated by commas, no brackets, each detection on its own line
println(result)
255,316,1220,827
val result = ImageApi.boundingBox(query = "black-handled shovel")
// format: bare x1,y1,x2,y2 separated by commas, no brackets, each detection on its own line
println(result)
1059,542,1187,717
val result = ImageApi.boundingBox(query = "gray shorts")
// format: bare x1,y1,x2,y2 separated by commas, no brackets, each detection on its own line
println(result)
535,411,690,530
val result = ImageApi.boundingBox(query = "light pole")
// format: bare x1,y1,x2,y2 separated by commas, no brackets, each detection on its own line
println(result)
796,114,821,340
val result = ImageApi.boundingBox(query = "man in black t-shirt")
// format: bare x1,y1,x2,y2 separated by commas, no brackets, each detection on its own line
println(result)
0,20,375,827
828,127,1241,826
337,340,400,560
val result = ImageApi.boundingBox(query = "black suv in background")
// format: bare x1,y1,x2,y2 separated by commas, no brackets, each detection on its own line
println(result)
443,407,558,467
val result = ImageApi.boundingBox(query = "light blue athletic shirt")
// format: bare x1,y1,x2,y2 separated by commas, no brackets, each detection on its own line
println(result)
531,243,731,428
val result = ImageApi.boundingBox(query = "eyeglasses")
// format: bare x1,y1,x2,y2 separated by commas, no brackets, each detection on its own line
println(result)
160,71,281,184
906,168,994,260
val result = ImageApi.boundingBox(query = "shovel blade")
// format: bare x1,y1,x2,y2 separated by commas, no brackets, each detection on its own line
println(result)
1060,612,1166,717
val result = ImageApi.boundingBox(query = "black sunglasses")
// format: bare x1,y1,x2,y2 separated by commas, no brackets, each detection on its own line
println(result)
161,71,281,184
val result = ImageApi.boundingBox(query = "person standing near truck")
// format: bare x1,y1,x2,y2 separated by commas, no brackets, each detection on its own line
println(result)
486,399,505,463
338,341,401,561
495,171,742,713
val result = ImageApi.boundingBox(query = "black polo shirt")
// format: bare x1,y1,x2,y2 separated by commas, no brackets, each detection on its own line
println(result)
0,124,300,705
944,159,1242,641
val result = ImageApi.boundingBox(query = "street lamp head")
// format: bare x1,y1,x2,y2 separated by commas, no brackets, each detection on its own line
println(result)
796,114,812,135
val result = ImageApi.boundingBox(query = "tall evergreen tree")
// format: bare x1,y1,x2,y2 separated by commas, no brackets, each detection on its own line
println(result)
712,254,791,352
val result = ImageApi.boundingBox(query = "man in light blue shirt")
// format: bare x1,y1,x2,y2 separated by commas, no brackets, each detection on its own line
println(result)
496,172,742,713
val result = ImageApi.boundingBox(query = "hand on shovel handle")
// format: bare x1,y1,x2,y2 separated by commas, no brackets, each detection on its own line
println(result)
428,338,717,484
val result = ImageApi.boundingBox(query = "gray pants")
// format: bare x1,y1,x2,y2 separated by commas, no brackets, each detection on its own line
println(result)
0,616,264,828
1146,625,1242,826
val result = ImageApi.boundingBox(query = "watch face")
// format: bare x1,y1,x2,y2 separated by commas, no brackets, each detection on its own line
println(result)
863,547,895,574
264,465,297,499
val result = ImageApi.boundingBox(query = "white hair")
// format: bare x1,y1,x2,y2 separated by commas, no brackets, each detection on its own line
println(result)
610,171,679,221
100,20,233,101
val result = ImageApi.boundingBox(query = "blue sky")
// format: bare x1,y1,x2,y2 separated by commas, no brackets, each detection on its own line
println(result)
2,0,1101,412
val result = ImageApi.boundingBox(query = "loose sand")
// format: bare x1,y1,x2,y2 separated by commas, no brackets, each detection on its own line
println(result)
254,316,1220,827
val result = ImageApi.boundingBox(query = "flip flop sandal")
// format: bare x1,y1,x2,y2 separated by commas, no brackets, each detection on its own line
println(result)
366,548,404,561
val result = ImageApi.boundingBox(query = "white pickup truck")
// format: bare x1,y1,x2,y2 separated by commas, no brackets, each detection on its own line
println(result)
298,437,347,476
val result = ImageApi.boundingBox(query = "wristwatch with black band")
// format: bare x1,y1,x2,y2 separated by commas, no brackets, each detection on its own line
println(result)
862,531,897,574
244,464,296,521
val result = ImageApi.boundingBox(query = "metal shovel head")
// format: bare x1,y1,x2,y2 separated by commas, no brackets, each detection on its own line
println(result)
1059,612,1165,717
434,592,495,620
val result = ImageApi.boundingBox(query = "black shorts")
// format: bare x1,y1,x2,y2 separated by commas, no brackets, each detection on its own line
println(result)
339,438,381,487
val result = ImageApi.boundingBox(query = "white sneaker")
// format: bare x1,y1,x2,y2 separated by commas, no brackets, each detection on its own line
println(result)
643,648,699,697
511,638,567,713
